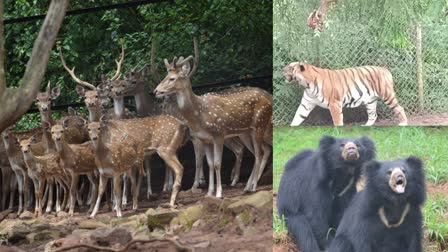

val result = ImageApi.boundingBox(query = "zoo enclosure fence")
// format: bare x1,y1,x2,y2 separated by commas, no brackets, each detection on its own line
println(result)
273,23,448,126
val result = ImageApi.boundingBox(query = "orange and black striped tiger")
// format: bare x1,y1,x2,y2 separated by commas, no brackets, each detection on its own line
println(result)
283,62,408,126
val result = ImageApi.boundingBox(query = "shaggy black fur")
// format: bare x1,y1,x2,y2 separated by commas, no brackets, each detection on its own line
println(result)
277,136,375,252
327,156,426,252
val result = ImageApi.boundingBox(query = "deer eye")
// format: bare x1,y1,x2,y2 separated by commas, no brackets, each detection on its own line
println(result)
97,127,100,131
95,95,99,98
169,78,175,81
122,84,125,87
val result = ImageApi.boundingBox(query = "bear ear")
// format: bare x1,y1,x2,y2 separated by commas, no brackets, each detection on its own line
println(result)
359,136,376,160
363,160,381,178
319,135,336,148
405,156,423,171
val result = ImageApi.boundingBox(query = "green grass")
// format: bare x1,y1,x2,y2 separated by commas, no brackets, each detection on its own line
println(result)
273,126,448,250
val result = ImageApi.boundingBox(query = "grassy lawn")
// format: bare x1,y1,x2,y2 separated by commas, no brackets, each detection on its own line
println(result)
273,126,448,251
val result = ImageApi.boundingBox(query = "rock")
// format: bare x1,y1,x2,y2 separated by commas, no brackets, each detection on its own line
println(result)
18,211,33,220
178,188,203,198
91,227,132,246
194,240,211,249
25,229,61,243
146,208,179,229
192,219,204,228
132,226,149,240
170,204,205,230
56,211,68,218
7,213,17,219
149,228,166,238
0,245,24,252
78,219,107,229
227,190,272,212
0,210,12,222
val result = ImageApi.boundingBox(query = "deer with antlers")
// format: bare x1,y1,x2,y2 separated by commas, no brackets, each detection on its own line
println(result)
87,114,187,218
59,47,125,122
123,41,246,192
154,39,273,198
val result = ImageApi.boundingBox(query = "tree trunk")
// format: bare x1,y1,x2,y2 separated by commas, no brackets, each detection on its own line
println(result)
0,0,69,132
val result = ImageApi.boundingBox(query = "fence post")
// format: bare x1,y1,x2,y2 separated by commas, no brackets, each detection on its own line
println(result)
415,23,424,111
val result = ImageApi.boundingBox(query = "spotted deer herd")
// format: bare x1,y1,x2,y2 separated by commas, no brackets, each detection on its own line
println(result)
0,39,273,218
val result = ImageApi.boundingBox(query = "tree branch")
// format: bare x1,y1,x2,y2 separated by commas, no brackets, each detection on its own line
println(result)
0,0,68,132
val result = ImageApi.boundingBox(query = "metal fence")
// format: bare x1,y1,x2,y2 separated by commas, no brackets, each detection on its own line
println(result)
273,19,448,125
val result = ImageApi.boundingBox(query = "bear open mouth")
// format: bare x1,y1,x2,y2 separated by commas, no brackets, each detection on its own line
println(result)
389,168,407,194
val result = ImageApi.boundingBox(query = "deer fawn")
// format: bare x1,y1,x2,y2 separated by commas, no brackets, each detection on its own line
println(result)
154,39,273,198
51,120,98,216
87,114,187,217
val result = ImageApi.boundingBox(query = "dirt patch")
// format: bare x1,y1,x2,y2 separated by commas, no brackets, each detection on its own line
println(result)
376,113,448,126
427,182,448,195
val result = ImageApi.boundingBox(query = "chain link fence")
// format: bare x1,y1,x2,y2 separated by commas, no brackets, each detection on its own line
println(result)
273,3,448,126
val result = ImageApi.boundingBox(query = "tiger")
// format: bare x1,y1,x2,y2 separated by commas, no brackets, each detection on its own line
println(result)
282,62,408,126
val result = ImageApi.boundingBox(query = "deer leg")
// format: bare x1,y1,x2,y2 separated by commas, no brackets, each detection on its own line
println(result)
244,135,264,192
37,178,45,217
15,172,24,214
158,152,184,207
8,175,17,210
238,133,255,154
127,169,138,210
162,165,170,192
86,173,98,213
45,178,54,213
31,178,39,217
113,174,123,218
192,138,205,188
168,168,174,191
225,138,244,186
55,180,61,213
204,144,215,196
213,138,224,199
77,177,86,206
42,180,49,208
121,173,128,209
144,157,152,199
69,173,79,216
90,174,107,218
257,143,272,181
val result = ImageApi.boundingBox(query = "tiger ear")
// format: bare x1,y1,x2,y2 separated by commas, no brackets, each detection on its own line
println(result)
299,64,305,71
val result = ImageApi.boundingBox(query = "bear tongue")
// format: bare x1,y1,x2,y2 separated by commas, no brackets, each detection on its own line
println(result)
395,184,405,194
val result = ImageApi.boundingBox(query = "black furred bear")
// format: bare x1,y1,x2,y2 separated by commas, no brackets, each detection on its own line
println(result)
327,156,426,252
277,136,376,252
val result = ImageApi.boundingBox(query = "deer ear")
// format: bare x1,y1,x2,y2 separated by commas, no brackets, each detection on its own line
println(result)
51,87,61,99
180,62,191,77
142,66,150,78
99,115,108,126
30,134,37,143
67,107,76,116
62,118,70,129
75,86,85,96
79,118,87,126
164,59,170,70
41,121,51,130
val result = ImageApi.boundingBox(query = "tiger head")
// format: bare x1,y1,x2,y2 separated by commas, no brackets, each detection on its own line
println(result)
283,62,315,87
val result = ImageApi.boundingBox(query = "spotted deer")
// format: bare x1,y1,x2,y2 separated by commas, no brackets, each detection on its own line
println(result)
87,115,187,218
19,128,70,217
51,120,97,216
124,41,245,191
59,47,124,122
154,39,273,198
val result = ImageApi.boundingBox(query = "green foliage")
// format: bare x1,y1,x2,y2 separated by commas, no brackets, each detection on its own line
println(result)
5,0,272,129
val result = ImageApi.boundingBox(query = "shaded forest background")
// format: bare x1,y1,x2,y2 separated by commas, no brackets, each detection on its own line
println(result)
4,0,272,129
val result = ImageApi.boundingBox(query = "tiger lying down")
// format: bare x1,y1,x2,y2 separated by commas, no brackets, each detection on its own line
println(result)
283,62,408,126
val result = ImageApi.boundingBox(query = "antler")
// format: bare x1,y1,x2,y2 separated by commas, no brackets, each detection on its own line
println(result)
189,37,199,78
150,39,161,83
111,45,125,81
46,81,51,93
173,37,199,78
59,48,96,89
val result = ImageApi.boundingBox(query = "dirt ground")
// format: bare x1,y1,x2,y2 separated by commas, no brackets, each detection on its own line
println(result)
0,184,273,252
273,183,448,252
376,113,448,126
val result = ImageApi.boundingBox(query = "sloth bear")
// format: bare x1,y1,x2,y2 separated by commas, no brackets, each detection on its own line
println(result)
277,136,375,252
327,156,426,252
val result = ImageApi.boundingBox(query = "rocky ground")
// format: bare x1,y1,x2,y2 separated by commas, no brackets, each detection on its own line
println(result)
0,184,273,252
